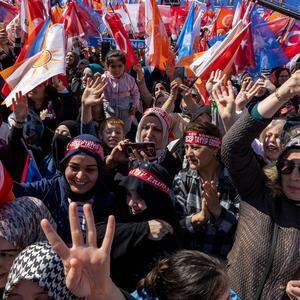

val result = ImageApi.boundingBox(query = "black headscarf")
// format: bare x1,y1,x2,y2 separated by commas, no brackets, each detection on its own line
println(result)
115,162,178,228
51,120,80,168
59,134,106,202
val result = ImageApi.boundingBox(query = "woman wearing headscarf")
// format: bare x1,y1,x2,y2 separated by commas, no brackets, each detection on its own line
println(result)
221,70,300,299
3,242,79,299
0,197,56,297
13,134,116,243
134,107,181,178
40,120,80,179
105,162,180,291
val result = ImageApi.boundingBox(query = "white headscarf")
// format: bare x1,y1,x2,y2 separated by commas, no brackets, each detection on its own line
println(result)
136,108,171,162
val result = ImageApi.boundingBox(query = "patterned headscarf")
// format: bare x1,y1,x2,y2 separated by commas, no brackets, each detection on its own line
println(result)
136,108,171,162
4,242,80,299
0,197,56,249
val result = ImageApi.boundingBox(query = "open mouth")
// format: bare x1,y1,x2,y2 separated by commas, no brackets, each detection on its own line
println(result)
72,180,88,188
266,145,279,152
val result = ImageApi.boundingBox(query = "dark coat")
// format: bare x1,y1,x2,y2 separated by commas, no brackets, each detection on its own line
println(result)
13,173,117,243
221,110,300,300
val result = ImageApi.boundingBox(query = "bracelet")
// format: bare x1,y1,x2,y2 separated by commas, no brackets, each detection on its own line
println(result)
274,89,285,102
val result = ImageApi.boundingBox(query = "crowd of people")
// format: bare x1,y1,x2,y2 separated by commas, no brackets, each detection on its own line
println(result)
0,2,299,299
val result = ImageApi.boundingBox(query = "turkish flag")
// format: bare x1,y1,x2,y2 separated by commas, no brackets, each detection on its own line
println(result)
210,7,234,37
193,23,249,105
103,12,139,70
234,25,256,73
282,20,300,59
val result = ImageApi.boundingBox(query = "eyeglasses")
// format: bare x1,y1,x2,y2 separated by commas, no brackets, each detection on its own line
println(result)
277,159,300,175
109,64,124,69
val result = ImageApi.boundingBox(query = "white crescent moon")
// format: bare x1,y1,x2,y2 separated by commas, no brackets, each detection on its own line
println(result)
286,30,300,47
221,14,233,29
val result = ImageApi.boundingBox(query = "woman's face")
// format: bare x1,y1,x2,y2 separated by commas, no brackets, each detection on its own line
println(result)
140,115,163,150
281,150,300,201
65,155,99,194
126,191,147,215
154,83,167,97
7,279,51,300
102,123,124,149
55,125,71,138
82,68,93,89
263,122,285,162
0,237,18,288
66,52,75,67
278,70,290,86
185,144,217,172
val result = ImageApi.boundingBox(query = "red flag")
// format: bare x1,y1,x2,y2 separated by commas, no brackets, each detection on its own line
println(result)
103,12,139,70
0,161,14,204
281,20,300,59
192,23,249,104
63,2,85,38
210,7,234,37
234,25,256,73
62,1,98,39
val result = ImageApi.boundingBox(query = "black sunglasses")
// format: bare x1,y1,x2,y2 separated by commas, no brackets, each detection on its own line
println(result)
277,159,300,175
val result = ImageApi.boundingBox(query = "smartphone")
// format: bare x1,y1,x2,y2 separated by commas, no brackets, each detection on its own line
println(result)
124,142,156,158
174,66,185,82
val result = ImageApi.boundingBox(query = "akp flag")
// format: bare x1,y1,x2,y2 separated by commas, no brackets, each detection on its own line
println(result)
4,24,66,107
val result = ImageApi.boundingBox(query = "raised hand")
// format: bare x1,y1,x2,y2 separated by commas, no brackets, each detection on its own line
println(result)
41,203,117,298
286,280,300,300
105,140,130,171
277,70,300,101
12,91,28,123
52,75,66,92
133,64,144,81
212,80,235,113
235,78,264,111
82,76,107,107
202,181,221,219
206,70,226,94
191,198,211,227
212,80,236,132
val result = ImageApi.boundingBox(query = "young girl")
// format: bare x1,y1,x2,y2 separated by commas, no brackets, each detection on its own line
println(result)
102,50,140,134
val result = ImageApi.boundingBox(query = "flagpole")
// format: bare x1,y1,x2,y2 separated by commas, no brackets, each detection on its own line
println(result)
255,0,300,20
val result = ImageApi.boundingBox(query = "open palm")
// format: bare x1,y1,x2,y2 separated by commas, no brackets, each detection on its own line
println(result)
41,203,115,298
82,76,107,107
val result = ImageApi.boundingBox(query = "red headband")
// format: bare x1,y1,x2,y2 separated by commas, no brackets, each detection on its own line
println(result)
185,131,221,149
144,107,171,129
128,167,170,194
66,139,104,160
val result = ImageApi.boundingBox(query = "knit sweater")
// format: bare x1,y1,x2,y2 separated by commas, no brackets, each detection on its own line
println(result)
221,110,300,300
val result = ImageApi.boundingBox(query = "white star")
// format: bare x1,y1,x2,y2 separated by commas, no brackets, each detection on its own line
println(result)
241,39,247,49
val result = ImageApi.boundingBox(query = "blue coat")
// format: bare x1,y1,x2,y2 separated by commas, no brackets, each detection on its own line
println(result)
13,172,117,243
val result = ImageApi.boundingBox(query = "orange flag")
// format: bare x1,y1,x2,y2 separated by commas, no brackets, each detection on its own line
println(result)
145,0,174,70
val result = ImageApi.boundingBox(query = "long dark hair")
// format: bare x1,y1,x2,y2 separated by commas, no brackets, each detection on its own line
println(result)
137,250,229,300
